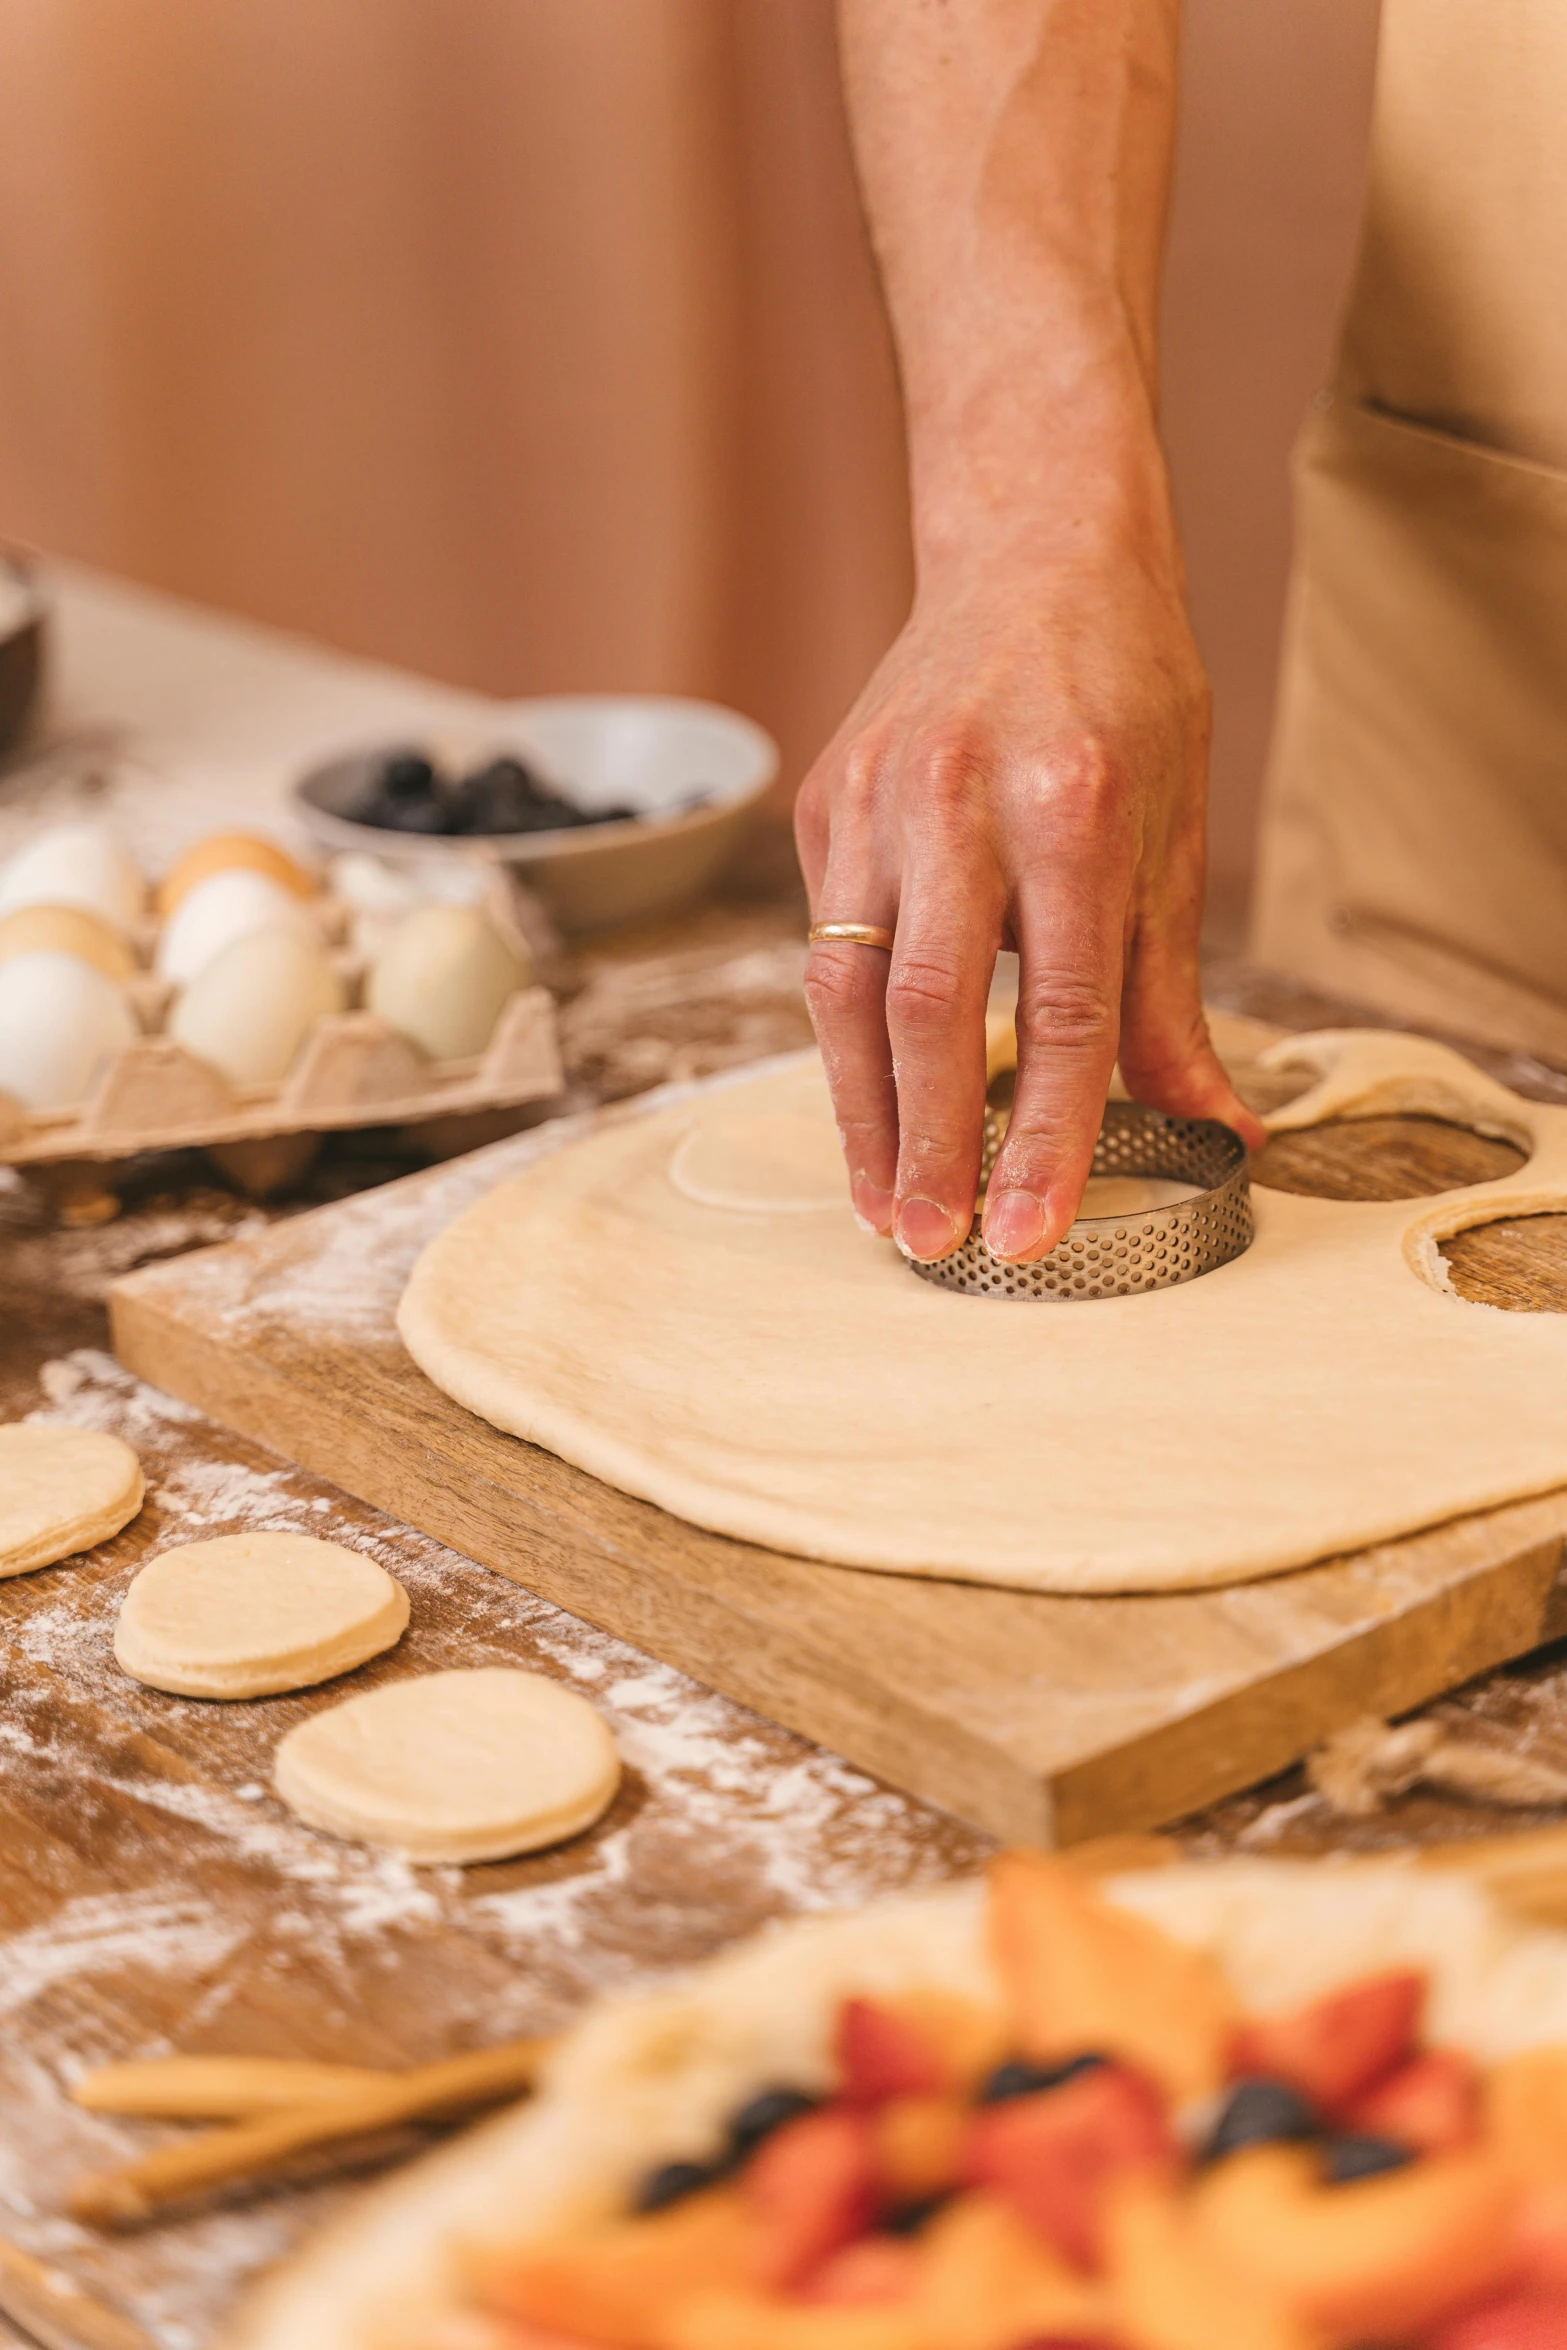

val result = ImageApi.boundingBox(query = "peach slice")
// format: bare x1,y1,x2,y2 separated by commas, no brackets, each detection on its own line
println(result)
1193,2142,1519,2341
915,2190,1112,2350
987,1852,1233,2104
481,2187,758,2348
1103,2176,1317,2350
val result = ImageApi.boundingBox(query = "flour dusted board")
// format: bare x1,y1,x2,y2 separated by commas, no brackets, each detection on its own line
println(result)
110,1044,1567,1843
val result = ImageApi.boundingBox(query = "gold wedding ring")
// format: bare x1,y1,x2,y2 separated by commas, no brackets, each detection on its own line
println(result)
807,922,895,951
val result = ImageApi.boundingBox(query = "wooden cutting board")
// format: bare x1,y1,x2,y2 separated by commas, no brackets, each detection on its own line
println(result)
108,1035,1567,1846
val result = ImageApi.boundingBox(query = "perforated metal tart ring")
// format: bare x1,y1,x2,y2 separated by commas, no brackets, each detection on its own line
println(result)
908,1084,1253,1302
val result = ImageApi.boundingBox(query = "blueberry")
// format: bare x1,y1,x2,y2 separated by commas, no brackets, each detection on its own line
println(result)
584,803,639,826
882,2192,954,2236
1201,2079,1320,2163
378,751,440,802
1323,2135,1413,2184
448,755,582,836
726,2086,818,2162
632,2158,718,2214
977,2054,1107,2105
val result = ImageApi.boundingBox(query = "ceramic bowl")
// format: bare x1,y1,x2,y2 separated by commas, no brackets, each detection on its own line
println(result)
0,556,46,764
292,694,779,935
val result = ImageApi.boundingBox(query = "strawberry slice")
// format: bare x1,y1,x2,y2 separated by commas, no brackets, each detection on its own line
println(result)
1228,1970,1425,2110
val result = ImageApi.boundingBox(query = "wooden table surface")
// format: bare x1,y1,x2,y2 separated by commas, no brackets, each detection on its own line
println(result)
11,881,1567,2346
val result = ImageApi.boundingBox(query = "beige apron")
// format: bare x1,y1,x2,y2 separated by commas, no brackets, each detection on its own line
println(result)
1250,0,1567,1060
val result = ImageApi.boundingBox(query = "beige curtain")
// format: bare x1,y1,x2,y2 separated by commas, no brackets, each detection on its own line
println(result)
0,0,913,803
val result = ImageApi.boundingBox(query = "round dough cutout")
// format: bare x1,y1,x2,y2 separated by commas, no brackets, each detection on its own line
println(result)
273,1667,620,1864
0,1425,144,1576
114,1531,409,1699
669,1109,848,1213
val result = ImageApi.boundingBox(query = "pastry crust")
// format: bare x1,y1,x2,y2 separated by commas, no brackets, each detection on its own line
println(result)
226,1855,1567,2349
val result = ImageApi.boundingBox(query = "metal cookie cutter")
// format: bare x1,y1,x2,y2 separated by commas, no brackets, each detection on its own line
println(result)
909,1070,1253,1301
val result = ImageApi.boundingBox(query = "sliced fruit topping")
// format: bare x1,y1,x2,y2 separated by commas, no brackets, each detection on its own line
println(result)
659,2293,927,2349
1200,2078,1319,2163
1227,1968,1425,2111
479,2184,758,2349
987,1851,1234,2104
1343,2048,1481,2155
835,1991,1005,2103
1193,2140,1520,2341
1427,2284,1567,2349
914,2190,1112,2349
744,2105,880,2292
869,2093,968,2204
962,2059,1176,2271
1103,2174,1318,2350
836,1999,947,2104
796,2236,921,2306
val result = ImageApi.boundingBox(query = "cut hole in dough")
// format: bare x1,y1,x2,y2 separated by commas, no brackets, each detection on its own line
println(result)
1440,1212,1567,1314
1252,1116,1526,1203
273,1667,621,1864
670,1109,849,1213
114,1532,410,1699
0,1424,144,1577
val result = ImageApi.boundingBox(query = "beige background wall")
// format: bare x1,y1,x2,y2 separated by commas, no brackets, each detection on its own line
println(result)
0,0,1381,901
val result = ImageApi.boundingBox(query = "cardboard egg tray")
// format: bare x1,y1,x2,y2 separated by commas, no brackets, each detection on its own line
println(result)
0,872,564,1174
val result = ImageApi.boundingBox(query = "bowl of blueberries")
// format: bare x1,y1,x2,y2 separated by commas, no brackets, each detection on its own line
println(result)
0,553,46,767
292,694,778,934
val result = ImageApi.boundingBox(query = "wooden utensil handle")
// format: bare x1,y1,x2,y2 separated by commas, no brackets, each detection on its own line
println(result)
72,2055,395,2119
70,2036,552,2227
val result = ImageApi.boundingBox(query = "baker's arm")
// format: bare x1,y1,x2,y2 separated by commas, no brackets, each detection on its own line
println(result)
801,0,1263,1265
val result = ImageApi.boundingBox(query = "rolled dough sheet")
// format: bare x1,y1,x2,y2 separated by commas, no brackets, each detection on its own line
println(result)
273,1667,621,1864
0,1424,144,1577
397,1032,1567,1595
114,1532,409,1698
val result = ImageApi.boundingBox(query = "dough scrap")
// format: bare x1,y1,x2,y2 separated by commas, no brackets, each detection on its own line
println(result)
0,1424,144,1577
114,1532,409,1699
273,1667,620,1863
398,1038,1567,1596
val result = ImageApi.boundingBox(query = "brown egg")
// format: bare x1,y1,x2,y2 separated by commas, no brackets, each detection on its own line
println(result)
157,833,316,919
0,902,137,983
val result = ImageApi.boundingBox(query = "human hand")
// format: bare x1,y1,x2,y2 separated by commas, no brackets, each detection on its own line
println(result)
795,523,1266,1265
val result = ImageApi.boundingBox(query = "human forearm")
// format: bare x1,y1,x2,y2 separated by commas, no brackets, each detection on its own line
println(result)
801,0,1258,1274
838,0,1181,567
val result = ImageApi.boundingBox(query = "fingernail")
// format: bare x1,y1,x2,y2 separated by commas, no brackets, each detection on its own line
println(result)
895,1196,961,1262
851,1175,895,1235
983,1189,1045,1262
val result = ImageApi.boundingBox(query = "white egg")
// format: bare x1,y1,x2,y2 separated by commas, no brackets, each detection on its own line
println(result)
327,851,421,918
169,924,344,1087
156,868,312,984
0,824,144,933
366,904,531,1062
0,951,138,1113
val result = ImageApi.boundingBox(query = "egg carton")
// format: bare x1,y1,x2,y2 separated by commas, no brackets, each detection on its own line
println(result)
0,987,564,1170
0,866,565,1174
